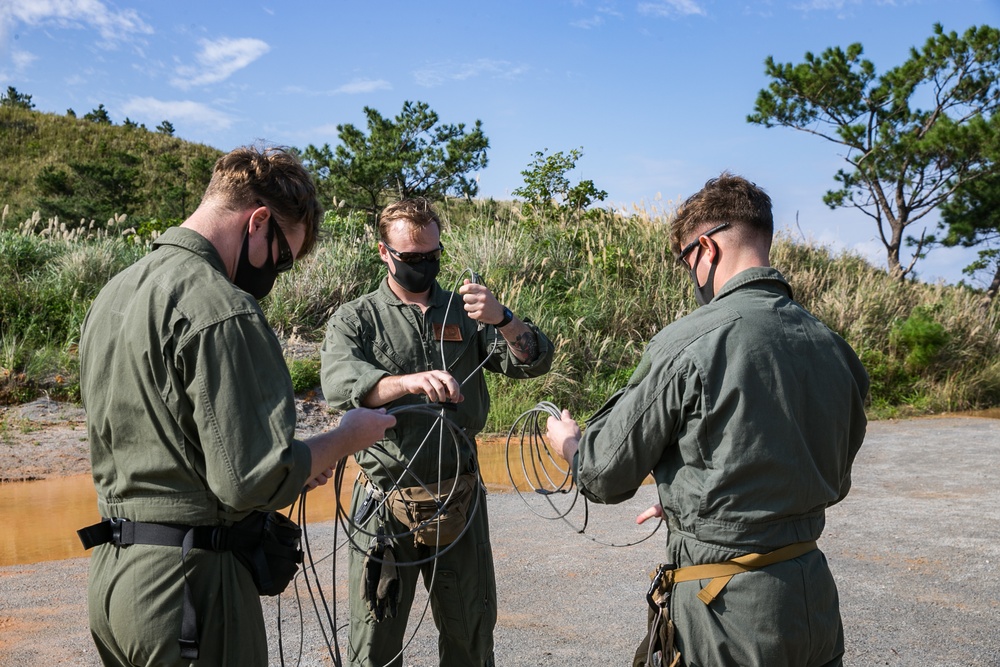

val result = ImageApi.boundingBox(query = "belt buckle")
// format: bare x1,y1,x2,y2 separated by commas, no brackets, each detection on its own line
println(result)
109,517,127,545
646,563,676,611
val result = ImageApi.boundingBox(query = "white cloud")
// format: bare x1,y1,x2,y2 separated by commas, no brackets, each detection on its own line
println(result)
171,37,270,89
790,0,906,13
334,78,391,95
414,59,528,87
122,96,234,131
572,15,606,29
10,48,36,70
0,0,152,46
637,0,707,18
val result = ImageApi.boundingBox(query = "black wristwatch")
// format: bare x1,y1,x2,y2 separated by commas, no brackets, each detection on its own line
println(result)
496,306,513,328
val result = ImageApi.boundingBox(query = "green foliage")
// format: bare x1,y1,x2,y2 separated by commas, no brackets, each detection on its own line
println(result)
2,199,999,422
512,147,607,218
36,150,143,224
263,209,384,335
301,101,489,219
0,104,221,225
156,120,175,136
287,358,322,394
1,86,34,110
890,306,949,371
750,23,1000,280
938,172,1000,298
84,104,112,124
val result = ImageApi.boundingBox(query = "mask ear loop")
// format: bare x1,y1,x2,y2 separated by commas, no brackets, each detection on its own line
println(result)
688,239,720,305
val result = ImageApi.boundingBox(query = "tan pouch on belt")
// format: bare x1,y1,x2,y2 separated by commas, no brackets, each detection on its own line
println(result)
387,473,478,546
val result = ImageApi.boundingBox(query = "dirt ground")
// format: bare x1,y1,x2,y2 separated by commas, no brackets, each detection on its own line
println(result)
2,402,1000,666
0,395,339,482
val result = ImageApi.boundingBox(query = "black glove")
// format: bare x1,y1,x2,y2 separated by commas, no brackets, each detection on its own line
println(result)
362,527,400,622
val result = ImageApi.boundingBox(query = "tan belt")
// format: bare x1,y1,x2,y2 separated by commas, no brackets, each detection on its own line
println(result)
656,540,818,605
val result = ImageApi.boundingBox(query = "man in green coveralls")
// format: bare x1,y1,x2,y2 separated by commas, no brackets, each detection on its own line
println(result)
546,174,869,667
79,145,396,666
320,197,554,667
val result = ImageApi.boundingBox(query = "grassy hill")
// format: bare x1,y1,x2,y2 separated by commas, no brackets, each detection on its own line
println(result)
0,105,221,227
0,105,997,423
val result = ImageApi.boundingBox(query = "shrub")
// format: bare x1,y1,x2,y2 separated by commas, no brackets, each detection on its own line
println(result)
287,358,322,394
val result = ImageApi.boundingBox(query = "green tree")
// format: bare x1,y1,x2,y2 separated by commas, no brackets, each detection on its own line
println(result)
748,23,1000,279
148,152,213,222
512,147,607,217
36,151,142,224
84,104,112,124
938,175,1000,302
1,86,34,109
302,100,489,218
156,120,175,136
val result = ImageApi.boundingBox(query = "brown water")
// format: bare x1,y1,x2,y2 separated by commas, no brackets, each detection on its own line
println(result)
0,437,561,567
14,408,996,567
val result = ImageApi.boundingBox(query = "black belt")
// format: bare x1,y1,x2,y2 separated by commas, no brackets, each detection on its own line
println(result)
78,517,236,660
77,517,230,551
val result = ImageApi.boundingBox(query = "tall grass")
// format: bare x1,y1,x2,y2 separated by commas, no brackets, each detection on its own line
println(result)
2,200,999,427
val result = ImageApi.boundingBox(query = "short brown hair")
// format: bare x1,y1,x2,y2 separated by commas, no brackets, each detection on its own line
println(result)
202,145,323,258
377,197,442,243
670,173,773,256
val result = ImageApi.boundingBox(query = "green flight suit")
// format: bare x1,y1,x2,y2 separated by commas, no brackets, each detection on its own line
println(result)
321,278,553,667
575,267,869,667
79,227,312,666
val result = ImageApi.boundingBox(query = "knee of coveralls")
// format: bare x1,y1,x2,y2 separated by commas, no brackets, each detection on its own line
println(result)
424,484,497,667
670,549,844,667
88,539,267,667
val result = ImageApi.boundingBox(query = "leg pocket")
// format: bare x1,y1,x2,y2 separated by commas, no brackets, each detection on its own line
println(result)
431,569,469,642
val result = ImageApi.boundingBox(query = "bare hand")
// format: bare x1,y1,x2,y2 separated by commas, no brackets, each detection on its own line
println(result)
400,370,463,404
337,407,396,454
305,466,334,491
636,504,664,525
302,408,396,488
459,279,503,325
545,409,581,463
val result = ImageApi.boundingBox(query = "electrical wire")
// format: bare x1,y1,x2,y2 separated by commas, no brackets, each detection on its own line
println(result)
505,401,664,548
273,266,533,666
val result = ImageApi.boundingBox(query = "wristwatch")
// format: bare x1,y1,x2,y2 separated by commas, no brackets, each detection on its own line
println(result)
496,306,513,328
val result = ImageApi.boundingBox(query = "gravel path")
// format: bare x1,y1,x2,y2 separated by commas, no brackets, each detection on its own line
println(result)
1,416,998,666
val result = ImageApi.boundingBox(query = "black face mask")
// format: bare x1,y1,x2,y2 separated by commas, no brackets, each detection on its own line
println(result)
688,245,719,306
233,224,278,300
388,254,440,294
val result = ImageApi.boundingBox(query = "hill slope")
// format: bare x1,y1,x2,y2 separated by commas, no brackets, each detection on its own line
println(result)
0,106,222,227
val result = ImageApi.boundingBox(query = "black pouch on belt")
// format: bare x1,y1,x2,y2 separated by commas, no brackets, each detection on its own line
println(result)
226,510,303,596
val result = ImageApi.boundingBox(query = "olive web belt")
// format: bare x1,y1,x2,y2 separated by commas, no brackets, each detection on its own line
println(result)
651,540,818,606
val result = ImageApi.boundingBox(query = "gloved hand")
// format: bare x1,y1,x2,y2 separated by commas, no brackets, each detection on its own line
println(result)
362,527,400,622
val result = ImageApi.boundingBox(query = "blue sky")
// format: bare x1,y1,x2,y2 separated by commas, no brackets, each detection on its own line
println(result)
1,0,998,285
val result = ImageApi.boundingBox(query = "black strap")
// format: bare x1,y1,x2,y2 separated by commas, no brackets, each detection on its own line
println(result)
77,518,221,551
179,528,200,659
78,518,229,660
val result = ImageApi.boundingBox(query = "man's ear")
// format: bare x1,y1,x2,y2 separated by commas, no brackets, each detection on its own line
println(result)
699,235,719,262
248,205,270,235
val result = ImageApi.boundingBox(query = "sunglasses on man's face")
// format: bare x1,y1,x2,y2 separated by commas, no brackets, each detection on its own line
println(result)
382,241,444,264
270,220,295,273
256,200,295,273
676,222,731,267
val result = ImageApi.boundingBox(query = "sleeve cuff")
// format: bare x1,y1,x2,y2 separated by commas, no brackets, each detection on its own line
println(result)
350,369,390,407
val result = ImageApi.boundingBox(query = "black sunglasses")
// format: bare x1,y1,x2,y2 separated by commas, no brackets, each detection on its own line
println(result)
257,201,294,273
382,241,444,264
270,220,294,273
677,222,731,266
